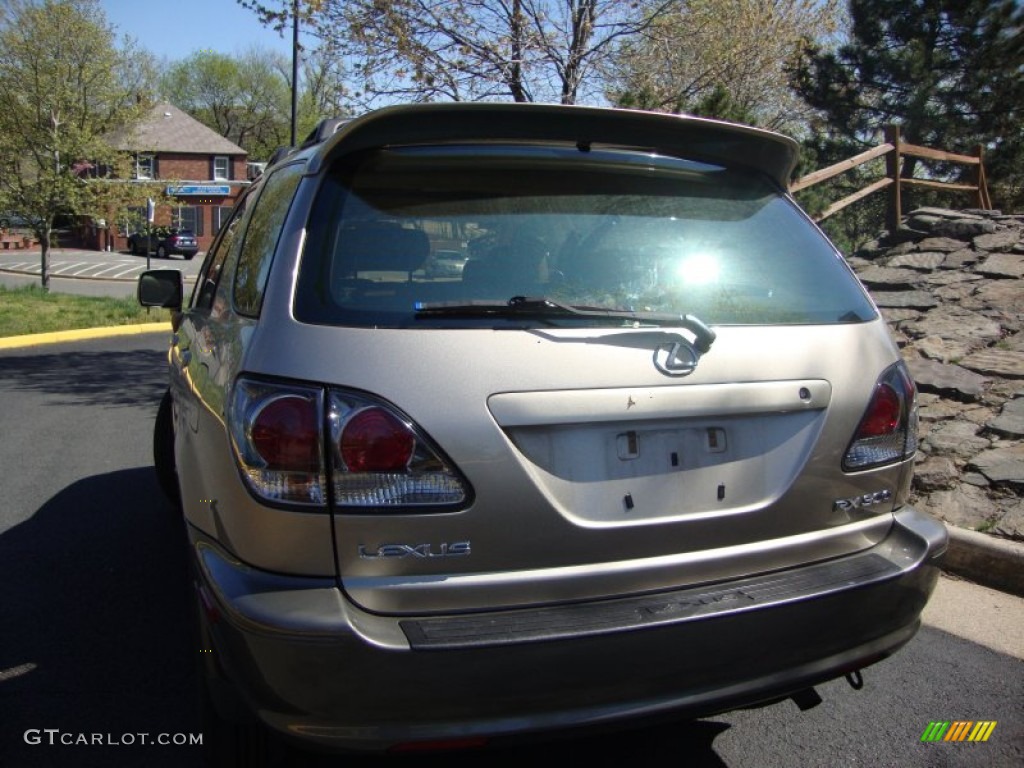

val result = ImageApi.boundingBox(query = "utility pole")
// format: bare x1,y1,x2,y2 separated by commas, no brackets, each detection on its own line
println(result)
291,0,299,146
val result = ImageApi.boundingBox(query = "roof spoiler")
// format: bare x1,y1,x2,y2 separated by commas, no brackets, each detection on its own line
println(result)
263,117,354,171
307,104,799,187
266,145,293,167
300,117,351,149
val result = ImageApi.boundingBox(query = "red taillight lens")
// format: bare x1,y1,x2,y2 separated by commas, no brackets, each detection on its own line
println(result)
251,396,320,470
229,380,468,509
329,392,469,507
229,379,326,505
857,383,901,437
843,363,917,471
340,407,415,471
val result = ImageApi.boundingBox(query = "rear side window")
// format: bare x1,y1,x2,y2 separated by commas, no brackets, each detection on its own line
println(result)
193,194,251,312
295,146,875,328
234,163,304,317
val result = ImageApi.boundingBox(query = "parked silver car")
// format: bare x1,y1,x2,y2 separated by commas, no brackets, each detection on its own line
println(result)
139,103,946,764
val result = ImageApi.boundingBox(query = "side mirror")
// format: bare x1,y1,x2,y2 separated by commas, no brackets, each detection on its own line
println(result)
138,269,184,310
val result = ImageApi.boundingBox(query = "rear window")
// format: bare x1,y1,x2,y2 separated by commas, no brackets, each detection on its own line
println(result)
295,145,875,328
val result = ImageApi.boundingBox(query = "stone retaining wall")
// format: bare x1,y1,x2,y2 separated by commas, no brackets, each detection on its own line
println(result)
849,207,1024,539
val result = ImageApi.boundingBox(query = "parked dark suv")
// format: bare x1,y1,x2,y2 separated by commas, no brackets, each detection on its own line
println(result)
139,103,946,765
128,228,198,259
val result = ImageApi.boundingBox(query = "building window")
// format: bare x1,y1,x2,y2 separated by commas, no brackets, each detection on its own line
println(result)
213,156,229,181
136,154,155,180
212,206,234,235
174,206,204,236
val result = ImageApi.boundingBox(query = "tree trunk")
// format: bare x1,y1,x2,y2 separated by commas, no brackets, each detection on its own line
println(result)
509,0,529,102
40,230,51,291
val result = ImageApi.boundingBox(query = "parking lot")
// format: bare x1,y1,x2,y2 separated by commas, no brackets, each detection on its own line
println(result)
0,332,1020,767
0,249,201,298
1,255,151,280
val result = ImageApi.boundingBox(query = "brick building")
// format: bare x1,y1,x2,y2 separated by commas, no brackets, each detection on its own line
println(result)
99,102,249,253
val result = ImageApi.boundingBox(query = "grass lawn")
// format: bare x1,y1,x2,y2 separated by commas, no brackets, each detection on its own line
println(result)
0,284,171,338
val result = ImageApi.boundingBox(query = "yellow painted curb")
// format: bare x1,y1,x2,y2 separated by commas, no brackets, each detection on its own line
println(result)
0,322,172,350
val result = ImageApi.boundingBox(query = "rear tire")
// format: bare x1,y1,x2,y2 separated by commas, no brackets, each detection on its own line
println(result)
153,389,181,506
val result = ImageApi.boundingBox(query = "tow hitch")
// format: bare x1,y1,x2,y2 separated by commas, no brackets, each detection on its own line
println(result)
791,688,823,711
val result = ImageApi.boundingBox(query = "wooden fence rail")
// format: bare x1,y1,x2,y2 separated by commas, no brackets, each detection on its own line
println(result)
789,125,992,233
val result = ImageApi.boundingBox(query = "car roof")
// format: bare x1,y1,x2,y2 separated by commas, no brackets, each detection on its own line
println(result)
293,103,799,187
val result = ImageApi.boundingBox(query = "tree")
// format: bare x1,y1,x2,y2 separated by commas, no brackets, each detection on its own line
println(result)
241,0,677,107
237,0,326,36
790,0,1024,212
0,0,154,289
608,0,844,135
161,47,292,160
236,0,329,144
296,41,352,137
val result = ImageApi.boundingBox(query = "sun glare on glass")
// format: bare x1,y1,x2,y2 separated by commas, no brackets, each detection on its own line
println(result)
676,253,720,285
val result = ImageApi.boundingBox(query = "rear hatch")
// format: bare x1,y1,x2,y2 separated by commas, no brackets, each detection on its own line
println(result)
282,113,907,615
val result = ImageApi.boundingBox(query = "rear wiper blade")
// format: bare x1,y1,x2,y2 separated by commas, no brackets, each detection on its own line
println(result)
414,296,716,352
412,297,568,324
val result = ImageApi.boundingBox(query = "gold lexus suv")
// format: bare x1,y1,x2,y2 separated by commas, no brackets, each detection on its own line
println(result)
140,103,947,765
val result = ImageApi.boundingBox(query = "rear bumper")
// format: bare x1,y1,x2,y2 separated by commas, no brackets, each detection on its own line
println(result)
194,507,946,752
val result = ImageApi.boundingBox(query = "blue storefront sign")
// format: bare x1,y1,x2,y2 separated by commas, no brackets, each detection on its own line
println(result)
165,185,232,196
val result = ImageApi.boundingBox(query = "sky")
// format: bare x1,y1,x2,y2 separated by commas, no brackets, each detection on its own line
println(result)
99,0,307,64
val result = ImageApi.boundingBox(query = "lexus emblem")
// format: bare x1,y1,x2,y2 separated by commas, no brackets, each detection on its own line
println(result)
653,341,698,377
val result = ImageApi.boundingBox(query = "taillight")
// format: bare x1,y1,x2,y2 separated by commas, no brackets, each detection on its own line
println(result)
843,363,918,471
228,377,468,509
340,408,415,471
228,379,326,505
252,396,321,470
857,383,900,437
329,392,468,508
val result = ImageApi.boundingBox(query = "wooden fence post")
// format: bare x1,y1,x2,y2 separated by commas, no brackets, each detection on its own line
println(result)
884,124,902,235
974,144,992,210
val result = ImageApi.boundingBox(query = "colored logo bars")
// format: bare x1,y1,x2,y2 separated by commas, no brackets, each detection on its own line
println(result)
921,721,997,742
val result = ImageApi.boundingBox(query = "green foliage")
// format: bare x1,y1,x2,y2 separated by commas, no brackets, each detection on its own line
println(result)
161,47,291,160
294,41,352,139
688,85,758,127
616,82,758,127
788,132,893,253
608,0,844,135
0,0,155,287
791,0,1024,213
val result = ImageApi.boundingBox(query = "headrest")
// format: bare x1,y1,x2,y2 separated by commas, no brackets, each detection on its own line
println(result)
339,224,429,274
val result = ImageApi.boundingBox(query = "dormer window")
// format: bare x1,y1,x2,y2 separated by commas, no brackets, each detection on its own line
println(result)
136,154,155,180
213,156,229,181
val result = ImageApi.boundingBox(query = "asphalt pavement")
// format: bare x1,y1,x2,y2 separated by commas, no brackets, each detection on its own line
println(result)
0,246,200,298
0,332,1021,767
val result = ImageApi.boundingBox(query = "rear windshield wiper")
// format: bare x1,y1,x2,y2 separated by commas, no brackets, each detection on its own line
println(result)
414,296,716,352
